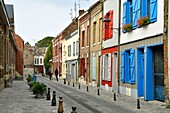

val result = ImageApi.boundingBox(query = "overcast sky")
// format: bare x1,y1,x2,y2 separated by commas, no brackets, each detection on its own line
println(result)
4,0,97,46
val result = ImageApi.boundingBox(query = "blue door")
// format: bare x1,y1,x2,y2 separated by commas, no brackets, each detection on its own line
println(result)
137,49,144,97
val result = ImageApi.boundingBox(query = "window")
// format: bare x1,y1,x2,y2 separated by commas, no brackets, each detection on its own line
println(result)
121,49,135,84
40,58,42,64
86,26,89,46
76,41,79,55
122,0,157,31
93,22,96,44
99,19,102,42
34,58,36,64
73,42,75,56
103,10,113,40
37,58,39,64
82,31,85,47
102,53,111,81
68,45,71,57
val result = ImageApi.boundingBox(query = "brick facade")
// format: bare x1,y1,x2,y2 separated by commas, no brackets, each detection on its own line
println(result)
164,0,169,103
15,34,24,76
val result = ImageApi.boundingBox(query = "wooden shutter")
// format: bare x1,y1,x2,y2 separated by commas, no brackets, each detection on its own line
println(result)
109,10,113,38
102,55,105,79
130,49,135,83
141,0,148,17
108,53,111,81
123,2,127,25
92,57,96,80
132,0,141,29
121,51,125,82
150,0,157,22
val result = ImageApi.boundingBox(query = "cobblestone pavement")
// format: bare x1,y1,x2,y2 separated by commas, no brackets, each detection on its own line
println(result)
0,79,58,113
46,75,170,113
0,74,170,113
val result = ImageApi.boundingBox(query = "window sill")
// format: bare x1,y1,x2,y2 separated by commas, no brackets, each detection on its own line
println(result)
92,43,96,47
98,42,101,44
81,47,85,49
86,46,89,48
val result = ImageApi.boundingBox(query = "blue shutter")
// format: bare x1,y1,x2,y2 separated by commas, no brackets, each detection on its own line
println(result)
130,49,135,84
123,2,127,25
142,0,147,17
126,1,131,24
150,0,157,22
132,0,141,29
121,51,125,82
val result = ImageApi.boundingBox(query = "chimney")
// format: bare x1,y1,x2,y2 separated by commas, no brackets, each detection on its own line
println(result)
79,10,85,16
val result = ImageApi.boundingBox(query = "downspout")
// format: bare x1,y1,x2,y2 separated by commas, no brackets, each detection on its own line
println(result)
88,10,91,85
117,0,121,93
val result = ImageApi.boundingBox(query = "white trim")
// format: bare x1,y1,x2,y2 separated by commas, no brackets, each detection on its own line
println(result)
81,47,85,49
86,46,89,48
93,17,96,22
92,43,96,46
98,42,101,44
87,21,89,26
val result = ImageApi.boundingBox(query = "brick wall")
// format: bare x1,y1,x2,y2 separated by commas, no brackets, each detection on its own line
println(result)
15,34,24,76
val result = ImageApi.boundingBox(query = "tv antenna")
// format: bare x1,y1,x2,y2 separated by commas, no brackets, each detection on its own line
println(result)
78,0,89,10
69,9,73,20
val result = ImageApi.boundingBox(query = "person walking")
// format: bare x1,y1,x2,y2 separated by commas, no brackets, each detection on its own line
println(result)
48,69,52,80
55,68,58,81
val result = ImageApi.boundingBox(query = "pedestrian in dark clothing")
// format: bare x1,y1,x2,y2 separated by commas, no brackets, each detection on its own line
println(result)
55,68,58,81
48,69,52,80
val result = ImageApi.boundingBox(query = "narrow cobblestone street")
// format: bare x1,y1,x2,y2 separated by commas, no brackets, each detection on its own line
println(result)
0,75,169,113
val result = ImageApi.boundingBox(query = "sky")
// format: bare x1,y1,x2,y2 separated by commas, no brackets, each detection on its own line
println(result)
4,0,97,46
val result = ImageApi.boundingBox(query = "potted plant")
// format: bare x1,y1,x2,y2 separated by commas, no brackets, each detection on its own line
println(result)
137,16,150,27
29,81,37,91
26,75,33,85
33,82,46,99
122,24,132,32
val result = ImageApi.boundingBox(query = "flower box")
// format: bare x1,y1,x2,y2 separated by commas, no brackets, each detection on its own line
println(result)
137,16,150,27
122,24,132,32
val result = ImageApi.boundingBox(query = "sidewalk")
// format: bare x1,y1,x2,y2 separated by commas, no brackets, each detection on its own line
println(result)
50,77,170,113
0,79,57,113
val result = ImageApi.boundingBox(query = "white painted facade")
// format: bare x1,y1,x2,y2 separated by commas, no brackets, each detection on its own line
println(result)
65,30,79,61
61,38,67,79
34,56,44,66
103,0,119,49
120,0,164,44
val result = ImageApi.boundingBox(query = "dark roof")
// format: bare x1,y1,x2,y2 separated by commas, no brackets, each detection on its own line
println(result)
5,5,14,19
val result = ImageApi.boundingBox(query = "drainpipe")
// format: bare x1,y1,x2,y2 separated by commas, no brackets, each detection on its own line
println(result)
87,10,91,85
117,0,121,94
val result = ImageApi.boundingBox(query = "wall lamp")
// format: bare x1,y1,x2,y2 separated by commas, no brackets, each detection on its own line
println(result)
103,18,121,30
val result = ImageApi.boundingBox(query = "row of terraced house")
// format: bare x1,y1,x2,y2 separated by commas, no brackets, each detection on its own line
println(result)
51,0,170,103
0,0,24,91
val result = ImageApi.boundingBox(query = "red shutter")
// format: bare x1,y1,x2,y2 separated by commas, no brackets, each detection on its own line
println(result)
109,10,113,39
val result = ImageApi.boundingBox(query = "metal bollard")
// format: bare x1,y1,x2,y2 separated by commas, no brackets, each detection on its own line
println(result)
97,88,100,96
113,93,116,101
46,88,51,100
51,91,56,106
78,83,80,89
58,96,64,113
87,86,89,92
73,82,74,87
137,99,140,109
64,78,66,84
71,106,77,113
